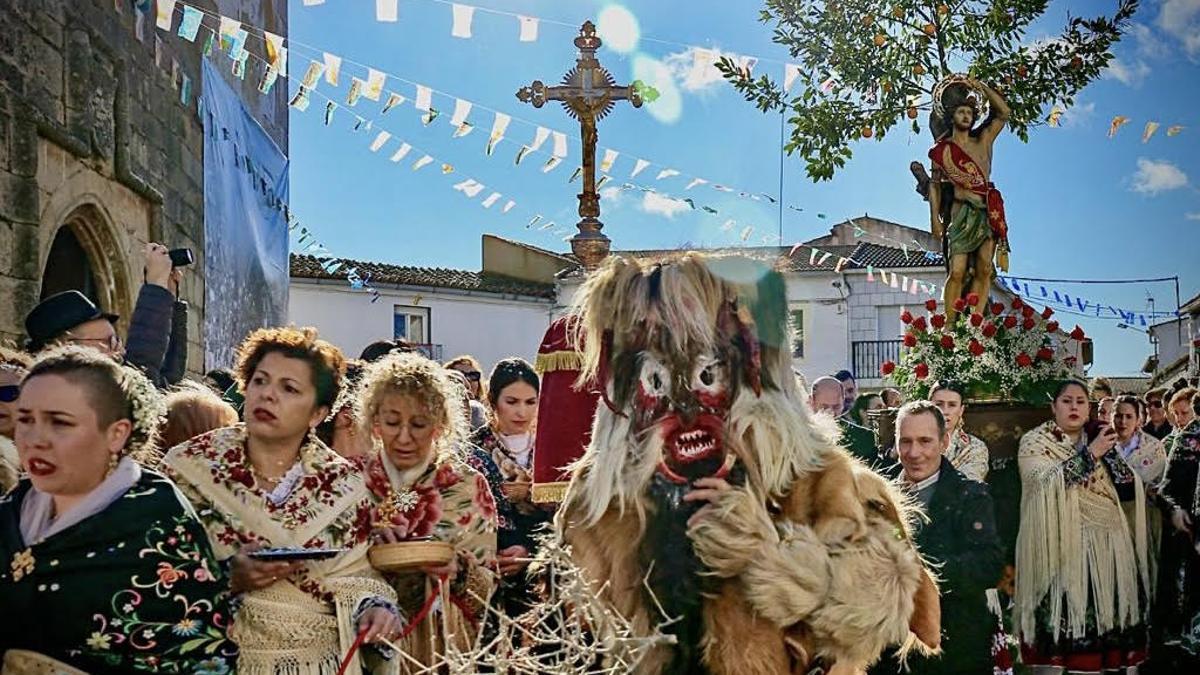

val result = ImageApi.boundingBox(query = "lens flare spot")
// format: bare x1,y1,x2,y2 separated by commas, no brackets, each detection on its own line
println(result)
597,5,640,54
631,54,682,124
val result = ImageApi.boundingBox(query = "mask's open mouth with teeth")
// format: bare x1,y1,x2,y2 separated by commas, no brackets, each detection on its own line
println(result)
656,413,734,484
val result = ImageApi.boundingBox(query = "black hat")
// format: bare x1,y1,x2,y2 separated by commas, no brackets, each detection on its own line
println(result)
24,290,119,351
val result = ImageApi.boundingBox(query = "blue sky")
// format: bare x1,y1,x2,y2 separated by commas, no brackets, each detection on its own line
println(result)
286,0,1200,376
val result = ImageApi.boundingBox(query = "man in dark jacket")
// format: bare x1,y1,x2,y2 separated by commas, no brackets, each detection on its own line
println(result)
24,243,187,388
811,376,882,468
874,401,1003,674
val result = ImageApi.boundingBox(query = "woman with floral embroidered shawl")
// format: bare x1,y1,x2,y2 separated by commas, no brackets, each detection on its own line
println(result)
1015,379,1151,672
0,346,236,674
357,353,497,672
161,327,401,675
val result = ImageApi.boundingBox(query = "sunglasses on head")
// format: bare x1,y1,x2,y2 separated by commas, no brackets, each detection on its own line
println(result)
0,385,18,403
463,371,482,382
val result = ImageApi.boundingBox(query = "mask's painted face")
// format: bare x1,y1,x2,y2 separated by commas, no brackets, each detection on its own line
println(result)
633,350,736,484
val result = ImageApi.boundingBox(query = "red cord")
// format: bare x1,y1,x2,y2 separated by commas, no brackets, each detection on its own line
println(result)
398,575,447,640
335,628,370,675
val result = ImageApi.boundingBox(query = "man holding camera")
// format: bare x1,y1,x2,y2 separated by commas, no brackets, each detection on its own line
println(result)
24,243,190,388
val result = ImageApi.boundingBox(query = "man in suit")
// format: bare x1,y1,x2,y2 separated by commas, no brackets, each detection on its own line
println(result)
811,376,881,468
874,401,1003,674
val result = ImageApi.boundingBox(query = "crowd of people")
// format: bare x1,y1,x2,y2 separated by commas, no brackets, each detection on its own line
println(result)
3,243,1200,674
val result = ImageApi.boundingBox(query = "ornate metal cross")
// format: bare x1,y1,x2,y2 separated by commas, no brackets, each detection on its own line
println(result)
517,21,642,271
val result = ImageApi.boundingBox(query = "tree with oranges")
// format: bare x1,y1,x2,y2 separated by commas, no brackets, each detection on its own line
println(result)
718,0,1138,181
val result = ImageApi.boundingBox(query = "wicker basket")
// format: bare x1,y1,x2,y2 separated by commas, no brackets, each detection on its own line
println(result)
368,540,455,573
2,650,89,675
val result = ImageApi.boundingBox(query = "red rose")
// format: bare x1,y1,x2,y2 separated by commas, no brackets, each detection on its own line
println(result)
1042,307,1054,319
914,363,930,379
1003,316,1018,329
912,316,928,332
880,360,896,376
1070,325,1086,341
991,302,1005,316
982,323,998,338
931,314,946,329
940,335,955,349
900,310,914,324
1016,353,1033,367
1046,320,1059,333
1021,305,1035,319
969,312,984,327
953,298,967,313
969,339,985,356
1011,297,1024,310
1037,347,1054,361
473,474,497,522
434,462,463,489
903,333,918,348
1022,317,1036,331
966,292,980,307
925,299,938,311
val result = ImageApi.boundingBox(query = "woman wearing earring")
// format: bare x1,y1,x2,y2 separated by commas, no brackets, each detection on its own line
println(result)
0,346,237,673
466,358,544,619
161,327,401,674
929,379,990,482
359,353,497,670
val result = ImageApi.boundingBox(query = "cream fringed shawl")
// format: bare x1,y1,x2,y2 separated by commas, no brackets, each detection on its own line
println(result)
162,426,399,675
1014,421,1150,644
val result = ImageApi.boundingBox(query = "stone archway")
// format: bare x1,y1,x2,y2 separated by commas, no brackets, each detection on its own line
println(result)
40,203,135,326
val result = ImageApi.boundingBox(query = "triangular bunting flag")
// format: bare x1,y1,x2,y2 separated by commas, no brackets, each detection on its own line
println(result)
323,53,341,86
389,143,412,162
302,61,324,88
412,155,433,171
1142,121,1160,143
487,113,511,155
381,92,405,114
346,78,363,106
323,101,336,125
631,159,650,177
481,192,501,208
369,131,391,152
686,178,707,190
656,168,680,180
502,200,516,213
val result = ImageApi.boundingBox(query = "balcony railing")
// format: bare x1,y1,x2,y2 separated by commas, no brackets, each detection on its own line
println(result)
852,339,903,379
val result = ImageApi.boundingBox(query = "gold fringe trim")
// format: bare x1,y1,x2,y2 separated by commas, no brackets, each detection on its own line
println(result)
531,481,569,504
534,351,582,375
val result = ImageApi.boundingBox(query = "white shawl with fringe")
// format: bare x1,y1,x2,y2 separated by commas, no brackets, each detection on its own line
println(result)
1014,421,1149,643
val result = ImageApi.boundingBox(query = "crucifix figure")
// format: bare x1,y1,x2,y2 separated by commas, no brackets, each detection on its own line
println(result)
517,21,642,271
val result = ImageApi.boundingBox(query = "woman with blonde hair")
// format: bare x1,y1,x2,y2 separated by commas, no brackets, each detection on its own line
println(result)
161,327,401,674
158,381,239,453
358,353,497,671
0,346,32,491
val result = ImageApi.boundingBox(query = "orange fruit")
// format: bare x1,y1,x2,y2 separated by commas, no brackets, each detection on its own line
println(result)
882,81,894,93
892,6,904,19
861,126,874,138
907,107,919,119
1070,55,1083,68
1016,65,1028,78
913,64,926,75
874,34,887,47
937,4,949,14
861,14,874,26
923,23,936,35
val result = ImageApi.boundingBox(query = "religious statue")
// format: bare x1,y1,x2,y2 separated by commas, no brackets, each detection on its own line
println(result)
914,75,1011,321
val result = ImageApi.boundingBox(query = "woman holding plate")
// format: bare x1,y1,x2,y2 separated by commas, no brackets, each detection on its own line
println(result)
358,353,497,671
161,327,400,674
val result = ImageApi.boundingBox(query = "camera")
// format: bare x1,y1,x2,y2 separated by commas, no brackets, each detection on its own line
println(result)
169,248,194,268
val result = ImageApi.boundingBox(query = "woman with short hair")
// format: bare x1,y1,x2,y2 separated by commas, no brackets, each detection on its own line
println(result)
1015,379,1150,673
157,381,239,453
0,346,236,673
466,358,545,619
358,353,497,670
161,327,401,674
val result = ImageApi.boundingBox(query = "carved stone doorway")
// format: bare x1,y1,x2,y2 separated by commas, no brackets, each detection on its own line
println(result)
39,204,133,323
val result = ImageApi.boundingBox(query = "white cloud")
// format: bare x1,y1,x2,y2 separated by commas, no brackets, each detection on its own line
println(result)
640,192,690,218
1131,158,1189,195
599,186,624,205
1059,101,1096,128
1128,23,1171,59
1158,0,1200,59
1186,212,1200,221
661,46,755,94
1103,56,1151,86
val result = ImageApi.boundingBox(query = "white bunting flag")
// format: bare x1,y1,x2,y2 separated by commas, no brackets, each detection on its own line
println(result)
600,149,619,172
551,131,568,158
481,192,502,208
809,248,819,266
834,257,848,272
302,0,325,5
376,0,399,22
264,31,288,77
364,69,386,101
685,178,707,190
691,48,717,83
389,143,412,162
817,252,832,266
631,159,650,177
453,179,486,197
900,276,909,292
543,156,562,173
502,200,516,213
909,277,920,295
453,123,474,138
890,271,899,288
518,15,539,42
530,126,551,152
412,155,433,171
369,131,391,152
656,168,680,180
155,0,176,30
346,78,364,106
740,226,754,241
302,61,324,88
414,85,433,111
381,92,405,113
451,4,475,39
323,53,341,86
784,63,801,93
487,113,511,154
450,99,472,127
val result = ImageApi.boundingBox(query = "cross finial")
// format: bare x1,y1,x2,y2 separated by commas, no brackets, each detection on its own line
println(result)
516,21,643,271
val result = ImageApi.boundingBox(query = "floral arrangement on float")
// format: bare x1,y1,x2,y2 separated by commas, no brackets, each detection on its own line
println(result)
881,292,1087,405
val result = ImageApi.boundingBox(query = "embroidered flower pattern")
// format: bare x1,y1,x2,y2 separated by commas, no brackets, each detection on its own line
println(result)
10,548,34,581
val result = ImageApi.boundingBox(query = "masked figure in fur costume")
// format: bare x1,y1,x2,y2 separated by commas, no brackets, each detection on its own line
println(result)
556,254,941,674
